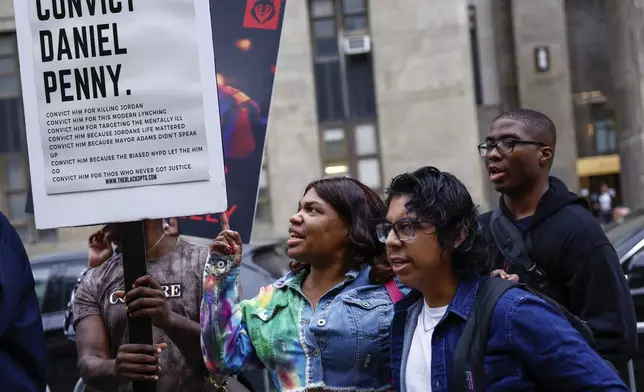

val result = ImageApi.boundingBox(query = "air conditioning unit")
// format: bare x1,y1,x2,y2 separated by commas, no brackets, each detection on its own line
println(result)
343,35,371,55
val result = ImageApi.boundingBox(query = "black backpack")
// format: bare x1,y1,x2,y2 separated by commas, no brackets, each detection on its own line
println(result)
449,277,599,392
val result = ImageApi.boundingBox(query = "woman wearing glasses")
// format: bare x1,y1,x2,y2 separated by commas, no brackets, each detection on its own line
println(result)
200,177,407,391
381,166,627,391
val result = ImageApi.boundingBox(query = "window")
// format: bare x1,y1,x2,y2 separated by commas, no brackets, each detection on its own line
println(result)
468,5,483,106
573,99,618,157
626,249,644,292
0,34,25,154
308,0,377,122
32,264,54,311
342,0,367,35
1,154,29,239
0,34,56,244
62,262,88,304
0,155,57,243
321,122,383,193
0,34,20,98
309,1,382,191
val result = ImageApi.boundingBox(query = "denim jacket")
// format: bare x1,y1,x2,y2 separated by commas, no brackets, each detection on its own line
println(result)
201,257,408,392
390,276,628,392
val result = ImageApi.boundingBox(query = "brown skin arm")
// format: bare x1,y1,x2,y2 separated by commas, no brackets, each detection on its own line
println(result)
118,275,205,371
162,312,205,371
75,315,119,390
76,314,165,389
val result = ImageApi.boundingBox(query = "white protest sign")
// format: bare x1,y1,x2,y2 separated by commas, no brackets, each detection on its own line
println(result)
15,0,227,229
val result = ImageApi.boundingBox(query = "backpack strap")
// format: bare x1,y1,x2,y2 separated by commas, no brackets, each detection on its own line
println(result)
385,280,403,304
451,278,518,392
489,208,548,287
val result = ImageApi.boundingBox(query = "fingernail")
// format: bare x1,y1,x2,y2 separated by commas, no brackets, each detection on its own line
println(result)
154,376,159,380
157,348,162,353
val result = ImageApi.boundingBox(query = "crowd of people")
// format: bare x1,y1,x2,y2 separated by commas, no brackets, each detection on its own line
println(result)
0,108,638,391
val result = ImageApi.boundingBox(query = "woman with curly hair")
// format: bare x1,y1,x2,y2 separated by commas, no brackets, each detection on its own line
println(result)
200,177,406,391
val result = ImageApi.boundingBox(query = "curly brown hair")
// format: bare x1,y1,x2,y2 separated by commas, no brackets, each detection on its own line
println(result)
289,177,394,285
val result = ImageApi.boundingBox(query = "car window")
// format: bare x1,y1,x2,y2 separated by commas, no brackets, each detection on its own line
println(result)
606,211,644,248
627,249,644,289
63,262,88,297
31,265,53,310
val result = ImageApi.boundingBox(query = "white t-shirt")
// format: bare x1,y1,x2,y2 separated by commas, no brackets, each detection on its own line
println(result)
405,300,448,392
599,192,613,212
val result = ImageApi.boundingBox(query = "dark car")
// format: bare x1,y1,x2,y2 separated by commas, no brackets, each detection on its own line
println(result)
609,210,644,304
32,239,289,392
605,211,644,390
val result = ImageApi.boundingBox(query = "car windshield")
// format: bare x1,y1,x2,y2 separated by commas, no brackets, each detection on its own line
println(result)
31,265,53,308
605,211,644,248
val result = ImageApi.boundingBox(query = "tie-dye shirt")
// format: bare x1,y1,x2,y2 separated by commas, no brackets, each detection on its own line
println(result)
200,254,406,392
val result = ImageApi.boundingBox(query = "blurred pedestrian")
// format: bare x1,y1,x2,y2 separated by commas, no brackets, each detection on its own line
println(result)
598,183,615,225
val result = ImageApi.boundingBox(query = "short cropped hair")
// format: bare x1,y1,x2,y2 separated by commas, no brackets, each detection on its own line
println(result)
495,108,557,148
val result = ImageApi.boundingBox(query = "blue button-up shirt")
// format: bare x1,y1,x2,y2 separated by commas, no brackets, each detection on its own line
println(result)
390,276,628,391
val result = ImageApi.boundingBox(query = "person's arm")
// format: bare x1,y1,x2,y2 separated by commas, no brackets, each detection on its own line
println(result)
561,234,637,368
74,272,163,389
0,215,47,392
75,315,119,390
502,292,628,391
76,315,166,390
201,215,263,375
72,269,117,389
123,274,205,372
201,254,263,374
163,313,202,366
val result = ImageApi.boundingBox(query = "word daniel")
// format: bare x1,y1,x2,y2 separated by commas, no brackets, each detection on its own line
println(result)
35,0,135,104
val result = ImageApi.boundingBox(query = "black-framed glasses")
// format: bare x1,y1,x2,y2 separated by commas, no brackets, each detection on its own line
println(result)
376,218,434,243
477,139,547,157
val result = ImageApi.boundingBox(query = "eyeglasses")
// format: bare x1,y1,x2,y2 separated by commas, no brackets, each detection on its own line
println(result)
477,139,547,157
376,218,434,243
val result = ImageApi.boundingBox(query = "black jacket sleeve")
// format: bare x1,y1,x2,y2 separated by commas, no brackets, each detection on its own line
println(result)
562,236,637,368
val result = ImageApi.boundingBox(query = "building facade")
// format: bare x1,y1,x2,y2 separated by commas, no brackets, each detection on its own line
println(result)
1,0,643,256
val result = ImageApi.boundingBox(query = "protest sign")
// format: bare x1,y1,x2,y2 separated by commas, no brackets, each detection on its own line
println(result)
16,0,227,229
177,0,286,244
